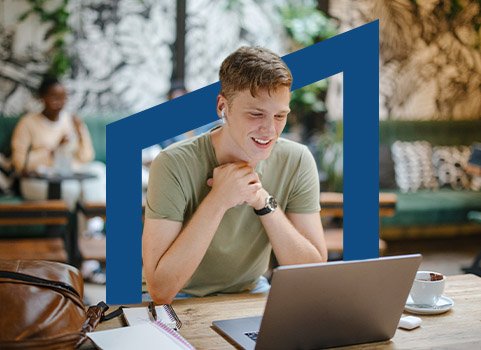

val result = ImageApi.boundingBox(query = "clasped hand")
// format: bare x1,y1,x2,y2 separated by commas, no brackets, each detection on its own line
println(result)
206,162,266,210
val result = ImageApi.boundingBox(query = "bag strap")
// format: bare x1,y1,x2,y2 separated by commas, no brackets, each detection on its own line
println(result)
101,306,124,322
75,302,125,348
75,301,109,348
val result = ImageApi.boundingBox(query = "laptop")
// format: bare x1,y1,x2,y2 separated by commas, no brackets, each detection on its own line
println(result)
212,254,421,350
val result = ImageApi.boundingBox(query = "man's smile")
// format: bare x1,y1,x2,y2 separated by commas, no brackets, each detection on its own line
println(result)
252,137,273,148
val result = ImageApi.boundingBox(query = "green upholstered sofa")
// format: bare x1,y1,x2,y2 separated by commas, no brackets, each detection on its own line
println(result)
0,115,114,165
3,116,481,241
378,120,481,240
0,115,115,202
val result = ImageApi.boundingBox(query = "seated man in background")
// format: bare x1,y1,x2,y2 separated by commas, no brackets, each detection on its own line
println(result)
11,76,105,209
143,46,327,304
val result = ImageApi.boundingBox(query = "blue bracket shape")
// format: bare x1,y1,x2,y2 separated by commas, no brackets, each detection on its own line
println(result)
106,20,379,304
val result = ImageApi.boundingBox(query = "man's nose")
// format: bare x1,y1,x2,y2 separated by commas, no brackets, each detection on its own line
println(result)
259,116,276,134
51,99,64,108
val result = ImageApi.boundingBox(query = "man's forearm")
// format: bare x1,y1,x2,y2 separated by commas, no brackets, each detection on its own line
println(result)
260,208,325,265
150,195,226,303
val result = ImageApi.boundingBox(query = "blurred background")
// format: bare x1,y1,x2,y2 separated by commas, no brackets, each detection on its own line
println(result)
1,0,481,304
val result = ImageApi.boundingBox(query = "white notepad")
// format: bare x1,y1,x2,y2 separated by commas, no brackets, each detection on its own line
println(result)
123,305,178,329
87,322,195,350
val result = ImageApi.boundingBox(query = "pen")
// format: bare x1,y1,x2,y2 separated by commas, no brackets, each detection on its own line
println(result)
148,301,157,321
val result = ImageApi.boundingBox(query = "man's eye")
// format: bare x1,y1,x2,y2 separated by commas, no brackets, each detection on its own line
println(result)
250,113,263,117
275,115,287,120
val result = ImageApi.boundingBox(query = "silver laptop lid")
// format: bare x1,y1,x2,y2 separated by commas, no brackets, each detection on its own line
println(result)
255,254,422,349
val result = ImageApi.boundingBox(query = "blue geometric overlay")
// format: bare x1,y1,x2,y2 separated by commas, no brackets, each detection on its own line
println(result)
106,20,379,304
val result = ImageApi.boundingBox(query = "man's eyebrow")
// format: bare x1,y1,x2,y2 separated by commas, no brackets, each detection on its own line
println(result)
245,107,291,114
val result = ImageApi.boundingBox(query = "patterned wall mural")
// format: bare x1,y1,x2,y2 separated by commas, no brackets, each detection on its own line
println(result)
326,0,481,121
0,0,50,116
0,0,287,117
66,0,176,116
184,0,286,91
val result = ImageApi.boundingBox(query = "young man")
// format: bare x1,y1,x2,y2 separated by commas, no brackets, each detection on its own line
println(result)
143,47,327,304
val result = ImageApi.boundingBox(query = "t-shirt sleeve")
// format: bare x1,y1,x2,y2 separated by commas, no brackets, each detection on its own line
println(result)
285,146,321,214
144,151,186,222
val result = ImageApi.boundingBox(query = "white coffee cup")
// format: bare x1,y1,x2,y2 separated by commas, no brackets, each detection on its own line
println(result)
409,271,445,307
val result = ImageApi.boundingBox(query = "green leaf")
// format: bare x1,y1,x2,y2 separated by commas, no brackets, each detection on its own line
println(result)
18,11,32,21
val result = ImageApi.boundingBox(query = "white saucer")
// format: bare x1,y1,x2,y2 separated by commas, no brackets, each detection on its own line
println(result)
405,295,454,315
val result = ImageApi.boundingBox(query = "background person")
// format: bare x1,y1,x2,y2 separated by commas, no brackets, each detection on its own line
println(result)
11,76,106,284
11,76,105,209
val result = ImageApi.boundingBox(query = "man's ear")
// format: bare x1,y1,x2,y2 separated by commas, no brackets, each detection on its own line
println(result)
216,94,228,117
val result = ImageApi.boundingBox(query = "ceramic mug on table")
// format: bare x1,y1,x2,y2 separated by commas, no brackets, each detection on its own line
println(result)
409,271,445,307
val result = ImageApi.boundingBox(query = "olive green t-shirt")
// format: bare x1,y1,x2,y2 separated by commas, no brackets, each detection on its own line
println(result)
145,132,320,297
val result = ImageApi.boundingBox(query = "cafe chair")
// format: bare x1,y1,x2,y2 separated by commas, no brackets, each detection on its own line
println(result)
0,199,72,263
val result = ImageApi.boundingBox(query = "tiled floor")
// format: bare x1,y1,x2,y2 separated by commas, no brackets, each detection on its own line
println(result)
83,235,481,306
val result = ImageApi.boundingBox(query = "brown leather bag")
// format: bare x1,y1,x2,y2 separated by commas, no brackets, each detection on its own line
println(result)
0,260,106,349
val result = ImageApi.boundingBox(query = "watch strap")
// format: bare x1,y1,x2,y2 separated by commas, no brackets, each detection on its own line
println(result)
254,206,272,216
253,195,277,216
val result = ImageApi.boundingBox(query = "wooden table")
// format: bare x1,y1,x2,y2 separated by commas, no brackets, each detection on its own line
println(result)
0,199,69,226
29,172,96,200
88,274,481,349
320,193,397,256
320,192,397,218
0,199,71,262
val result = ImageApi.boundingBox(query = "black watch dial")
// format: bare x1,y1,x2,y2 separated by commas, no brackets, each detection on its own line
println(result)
267,196,278,210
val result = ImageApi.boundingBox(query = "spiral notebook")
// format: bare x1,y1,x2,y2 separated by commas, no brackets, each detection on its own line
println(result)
123,304,182,330
87,321,195,350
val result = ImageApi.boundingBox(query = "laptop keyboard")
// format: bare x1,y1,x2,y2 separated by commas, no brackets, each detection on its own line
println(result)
244,331,259,342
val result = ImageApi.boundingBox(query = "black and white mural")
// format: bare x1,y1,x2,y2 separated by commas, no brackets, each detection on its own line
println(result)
67,0,176,116
0,0,50,116
184,0,287,91
0,0,288,117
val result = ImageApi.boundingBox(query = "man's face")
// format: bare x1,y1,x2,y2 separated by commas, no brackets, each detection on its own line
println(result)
221,86,291,163
42,83,67,116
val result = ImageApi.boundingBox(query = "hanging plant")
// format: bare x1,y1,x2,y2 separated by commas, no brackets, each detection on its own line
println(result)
280,1,337,48
19,0,71,77
279,0,337,117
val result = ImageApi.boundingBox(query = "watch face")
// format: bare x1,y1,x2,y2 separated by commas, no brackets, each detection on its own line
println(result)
267,196,278,210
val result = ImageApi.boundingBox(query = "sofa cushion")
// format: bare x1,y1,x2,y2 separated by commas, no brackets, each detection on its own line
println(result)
84,117,118,164
432,146,473,190
391,141,438,192
381,189,481,227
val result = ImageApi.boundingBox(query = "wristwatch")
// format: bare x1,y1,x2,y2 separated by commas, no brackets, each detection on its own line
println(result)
254,195,278,216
